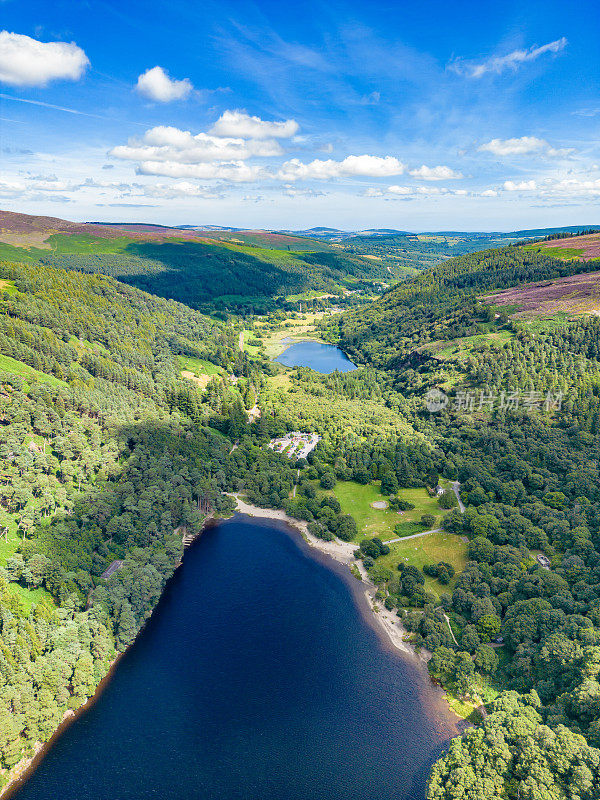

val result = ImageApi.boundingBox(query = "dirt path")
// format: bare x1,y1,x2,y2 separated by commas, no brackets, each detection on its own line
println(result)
443,612,459,645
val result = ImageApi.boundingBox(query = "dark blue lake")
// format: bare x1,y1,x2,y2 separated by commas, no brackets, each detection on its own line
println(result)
275,340,357,373
12,516,456,800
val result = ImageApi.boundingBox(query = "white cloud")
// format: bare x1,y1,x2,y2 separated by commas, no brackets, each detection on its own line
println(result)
545,177,600,198
282,184,327,198
572,108,600,118
504,180,537,191
387,185,413,195
481,189,498,197
278,155,405,181
135,160,266,182
110,125,282,164
479,136,573,157
408,165,463,180
209,110,299,139
360,91,381,105
363,188,384,197
136,66,193,102
451,37,567,78
0,31,89,87
364,184,468,200
139,181,225,199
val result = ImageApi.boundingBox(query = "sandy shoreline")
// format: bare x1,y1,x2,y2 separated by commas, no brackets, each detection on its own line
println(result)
2,496,459,797
230,494,418,658
229,495,462,738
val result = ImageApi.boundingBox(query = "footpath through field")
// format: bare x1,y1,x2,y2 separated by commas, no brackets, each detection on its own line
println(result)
382,482,465,544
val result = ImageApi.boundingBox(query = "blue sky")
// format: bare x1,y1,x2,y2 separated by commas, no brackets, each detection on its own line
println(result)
1,0,599,230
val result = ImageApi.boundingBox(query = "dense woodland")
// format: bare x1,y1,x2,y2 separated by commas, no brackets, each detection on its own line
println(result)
35,239,385,314
315,245,600,798
0,260,299,780
2,235,600,797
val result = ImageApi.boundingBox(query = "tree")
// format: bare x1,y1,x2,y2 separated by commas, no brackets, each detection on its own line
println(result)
427,691,600,800
320,472,336,490
380,471,399,495
476,614,501,642
336,515,357,542
473,645,499,675
468,536,494,563
116,602,137,650
438,490,457,509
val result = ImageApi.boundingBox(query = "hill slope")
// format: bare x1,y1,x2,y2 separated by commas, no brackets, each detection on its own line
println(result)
0,256,306,786
0,211,391,313
326,246,600,798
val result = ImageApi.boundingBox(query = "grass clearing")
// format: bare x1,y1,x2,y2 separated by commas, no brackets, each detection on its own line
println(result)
378,530,467,595
240,330,263,357
523,244,585,260
0,354,68,387
429,330,513,361
331,480,444,541
179,356,224,390
0,279,17,296
0,527,22,563
178,356,223,377
8,583,54,614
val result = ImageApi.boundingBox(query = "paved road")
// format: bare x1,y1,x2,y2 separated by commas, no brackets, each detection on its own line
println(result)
452,480,465,512
382,482,464,545
383,527,442,544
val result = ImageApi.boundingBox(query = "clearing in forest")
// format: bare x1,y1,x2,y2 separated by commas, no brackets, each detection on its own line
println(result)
332,480,444,540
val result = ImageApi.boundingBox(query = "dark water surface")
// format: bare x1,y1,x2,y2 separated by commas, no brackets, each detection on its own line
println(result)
275,340,357,373
13,516,452,800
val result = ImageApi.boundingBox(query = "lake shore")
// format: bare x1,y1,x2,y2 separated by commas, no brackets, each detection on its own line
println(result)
228,494,463,738
2,498,460,798
230,493,415,657
0,516,211,800
0,647,129,800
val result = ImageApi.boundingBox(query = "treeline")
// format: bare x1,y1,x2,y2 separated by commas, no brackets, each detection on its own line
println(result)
0,258,301,780
38,240,385,313
327,247,600,797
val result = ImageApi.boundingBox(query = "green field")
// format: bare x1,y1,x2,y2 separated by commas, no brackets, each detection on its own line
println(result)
0,279,17,296
429,330,513,361
379,530,467,595
523,244,585,260
0,354,68,387
178,356,223,377
240,330,264,357
7,583,54,614
331,480,444,541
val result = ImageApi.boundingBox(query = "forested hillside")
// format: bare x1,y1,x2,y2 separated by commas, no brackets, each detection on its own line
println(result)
0,259,306,784
3,233,600,798
325,246,600,798
0,211,389,314
332,246,600,367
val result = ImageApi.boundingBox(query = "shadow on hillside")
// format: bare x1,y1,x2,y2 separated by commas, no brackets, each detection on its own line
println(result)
19,417,235,616
123,241,307,309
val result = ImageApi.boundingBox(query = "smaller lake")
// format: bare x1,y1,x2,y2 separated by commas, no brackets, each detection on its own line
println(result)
275,340,357,373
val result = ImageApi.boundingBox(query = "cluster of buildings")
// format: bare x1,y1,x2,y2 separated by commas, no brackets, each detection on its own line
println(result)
268,432,321,460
